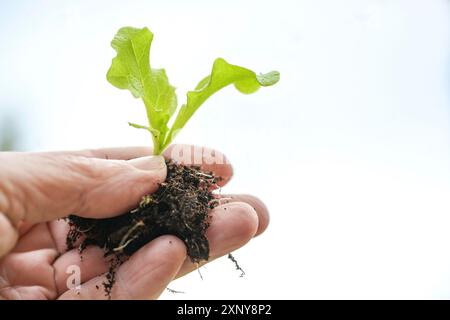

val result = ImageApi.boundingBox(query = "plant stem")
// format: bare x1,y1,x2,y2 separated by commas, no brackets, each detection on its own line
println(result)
152,137,161,155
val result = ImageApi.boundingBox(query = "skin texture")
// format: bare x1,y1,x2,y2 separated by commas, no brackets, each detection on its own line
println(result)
0,145,269,300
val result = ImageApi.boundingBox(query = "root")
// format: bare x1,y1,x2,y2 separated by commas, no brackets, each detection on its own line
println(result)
196,263,204,280
195,172,214,179
113,220,145,252
166,287,185,294
228,253,245,277
77,224,95,233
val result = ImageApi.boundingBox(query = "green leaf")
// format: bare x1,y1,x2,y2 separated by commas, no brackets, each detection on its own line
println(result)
128,122,160,139
107,26,280,154
256,71,280,86
162,58,280,149
106,27,177,153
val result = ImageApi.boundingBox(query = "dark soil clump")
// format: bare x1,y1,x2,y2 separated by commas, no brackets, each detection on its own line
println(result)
66,161,220,297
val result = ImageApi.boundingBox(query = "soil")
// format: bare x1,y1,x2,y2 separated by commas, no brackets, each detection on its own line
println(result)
66,161,221,297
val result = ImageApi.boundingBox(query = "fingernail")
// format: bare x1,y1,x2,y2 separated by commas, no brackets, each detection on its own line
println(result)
128,155,166,171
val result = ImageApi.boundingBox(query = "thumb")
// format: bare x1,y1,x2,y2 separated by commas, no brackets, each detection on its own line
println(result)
0,153,167,225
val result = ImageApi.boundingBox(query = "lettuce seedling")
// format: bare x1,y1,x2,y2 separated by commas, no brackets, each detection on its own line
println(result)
107,26,279,154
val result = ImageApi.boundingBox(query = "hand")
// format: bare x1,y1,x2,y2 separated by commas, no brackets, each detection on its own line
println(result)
0,145,269,299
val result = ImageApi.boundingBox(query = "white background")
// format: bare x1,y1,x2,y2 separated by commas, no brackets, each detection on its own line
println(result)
0,0,449,299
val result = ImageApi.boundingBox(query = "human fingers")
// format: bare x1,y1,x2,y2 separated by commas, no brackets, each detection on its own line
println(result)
175,201,258,279
0,152,166,225
217,194,270,236
58,235,186,300
0,212,18,258
52,195,267,288
45,144,233,187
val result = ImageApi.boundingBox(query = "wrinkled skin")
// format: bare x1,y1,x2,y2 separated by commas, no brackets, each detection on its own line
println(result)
0,145,269,299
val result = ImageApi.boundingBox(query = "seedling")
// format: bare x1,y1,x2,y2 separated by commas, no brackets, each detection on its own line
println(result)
106,26,279,154
66,26,279,298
